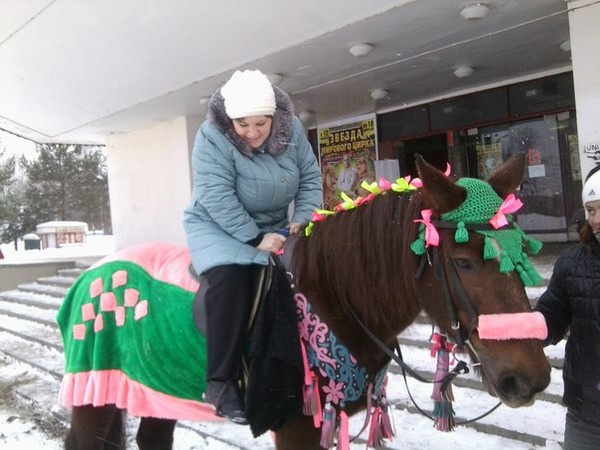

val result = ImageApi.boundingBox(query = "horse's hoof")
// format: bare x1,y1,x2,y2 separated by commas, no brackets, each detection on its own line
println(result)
204,380,248,425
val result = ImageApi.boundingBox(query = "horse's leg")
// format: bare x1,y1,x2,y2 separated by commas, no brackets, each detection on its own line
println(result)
136,417,177,450
104,408,126,448
274,411,321,450
65,405,123,450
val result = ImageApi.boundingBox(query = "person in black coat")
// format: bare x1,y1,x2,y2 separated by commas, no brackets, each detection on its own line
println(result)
535,165,600,450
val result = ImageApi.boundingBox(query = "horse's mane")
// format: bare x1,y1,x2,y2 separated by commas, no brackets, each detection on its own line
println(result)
292,190,424,333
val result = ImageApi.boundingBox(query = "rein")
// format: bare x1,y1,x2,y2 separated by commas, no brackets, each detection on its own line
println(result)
340,285,503,428
339,219,509,427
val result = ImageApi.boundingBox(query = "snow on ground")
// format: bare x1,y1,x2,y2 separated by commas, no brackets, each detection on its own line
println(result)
0,234,115,264
0,237,570,449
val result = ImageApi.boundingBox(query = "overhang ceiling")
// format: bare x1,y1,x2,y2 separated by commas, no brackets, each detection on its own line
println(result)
0,0,572,144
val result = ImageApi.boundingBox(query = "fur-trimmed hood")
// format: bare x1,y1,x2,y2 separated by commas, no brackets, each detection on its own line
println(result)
206,84,295,157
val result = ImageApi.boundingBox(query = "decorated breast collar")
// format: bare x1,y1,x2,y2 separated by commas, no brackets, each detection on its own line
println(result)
292,289,393,449
295,291,388,407
278,244,392,448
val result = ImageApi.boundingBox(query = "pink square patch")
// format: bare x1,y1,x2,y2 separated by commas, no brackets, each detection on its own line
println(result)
115,306,125,326
73,324,86,340
81,303,95,321
124,288,139,307
100,292,117,312
134,300,148,321
112,270,128,289
94,314,104,333
89,277,103,298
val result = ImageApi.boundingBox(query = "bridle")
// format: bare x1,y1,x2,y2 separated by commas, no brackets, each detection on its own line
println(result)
415,220,512,351
340,220,511,425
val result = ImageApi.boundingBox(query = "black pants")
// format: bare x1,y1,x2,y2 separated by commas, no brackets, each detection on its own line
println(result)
197,264,258,382
564,410,600,450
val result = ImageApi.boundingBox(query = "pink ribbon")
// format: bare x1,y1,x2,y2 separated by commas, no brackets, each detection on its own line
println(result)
378,178,392,191
429,332,454,357
489,194,523,229
414,209,439,247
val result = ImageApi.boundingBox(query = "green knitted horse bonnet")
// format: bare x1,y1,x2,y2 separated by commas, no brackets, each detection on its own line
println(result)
410,177,543,287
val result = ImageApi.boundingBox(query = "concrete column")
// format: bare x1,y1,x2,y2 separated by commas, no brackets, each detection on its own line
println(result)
568,0,600,180
106,115,202,250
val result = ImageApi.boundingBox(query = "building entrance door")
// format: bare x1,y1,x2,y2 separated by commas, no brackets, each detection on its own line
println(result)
396,133,448,177
463,115,575,238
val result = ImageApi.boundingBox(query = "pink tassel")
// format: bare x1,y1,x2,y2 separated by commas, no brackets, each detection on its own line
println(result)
303,371,318,415
367,406,382,448
300,341,323,426
336,411,349,450
367,403,395,449
431,343,456,432
379,402,394,440
320,402,336,449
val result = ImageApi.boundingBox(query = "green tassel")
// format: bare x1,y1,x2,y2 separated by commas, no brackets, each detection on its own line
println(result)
483,236,498,260
524,236,543,255
411,238,426,255
527,269,543,286
499,250,515,273
454,222,469,244
522,256,543,286
515,263,533,286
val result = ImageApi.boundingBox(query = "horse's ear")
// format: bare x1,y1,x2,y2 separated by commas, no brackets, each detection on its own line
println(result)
486,152,526,199
415,153,466,214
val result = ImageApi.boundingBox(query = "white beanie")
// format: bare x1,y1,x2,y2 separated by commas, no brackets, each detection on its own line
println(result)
582,168,600,206
220,70,276,119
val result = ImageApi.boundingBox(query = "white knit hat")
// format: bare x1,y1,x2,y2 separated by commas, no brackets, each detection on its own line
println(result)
582,168,600,206
220,70,276,119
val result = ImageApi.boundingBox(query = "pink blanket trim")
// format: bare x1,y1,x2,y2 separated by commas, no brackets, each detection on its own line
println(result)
477,311,548,340
59,370,221,422
89,242,199,293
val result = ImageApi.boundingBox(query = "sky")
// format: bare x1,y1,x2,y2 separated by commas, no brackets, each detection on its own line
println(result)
0,128,36,161
0,239,567,449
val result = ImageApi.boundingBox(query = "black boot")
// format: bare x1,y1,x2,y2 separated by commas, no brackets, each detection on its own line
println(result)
204,380,248,425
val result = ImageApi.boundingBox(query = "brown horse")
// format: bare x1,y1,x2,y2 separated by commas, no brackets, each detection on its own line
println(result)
60,154,551,449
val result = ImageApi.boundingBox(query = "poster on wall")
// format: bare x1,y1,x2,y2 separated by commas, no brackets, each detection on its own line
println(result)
476,142,503,179
567,134,581,181
318,114,378,210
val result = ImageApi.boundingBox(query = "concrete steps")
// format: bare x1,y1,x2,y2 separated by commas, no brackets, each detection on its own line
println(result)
0,257,566,449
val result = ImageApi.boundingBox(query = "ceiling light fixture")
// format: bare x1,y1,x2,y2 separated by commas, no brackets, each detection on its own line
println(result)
459,3,489,20
349,42,373,57
560,40,571,52
266,73,283,85
454,65,475,78
370,88,388,100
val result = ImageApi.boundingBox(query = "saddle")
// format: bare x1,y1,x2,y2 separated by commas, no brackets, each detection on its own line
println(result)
191,236,304,437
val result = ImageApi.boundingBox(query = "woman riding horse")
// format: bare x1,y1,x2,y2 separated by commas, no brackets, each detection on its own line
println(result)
58,153,551,449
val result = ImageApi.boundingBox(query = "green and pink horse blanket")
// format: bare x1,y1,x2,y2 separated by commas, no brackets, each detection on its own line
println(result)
57,242,219,421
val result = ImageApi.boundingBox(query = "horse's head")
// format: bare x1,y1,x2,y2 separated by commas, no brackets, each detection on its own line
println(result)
413,153,551,407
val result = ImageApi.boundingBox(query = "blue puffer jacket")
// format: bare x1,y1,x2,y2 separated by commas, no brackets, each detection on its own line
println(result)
535,235,600,425
183,85,322,275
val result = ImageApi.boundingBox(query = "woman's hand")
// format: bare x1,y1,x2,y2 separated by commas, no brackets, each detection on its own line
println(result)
289,222,302,235
257,232,286,253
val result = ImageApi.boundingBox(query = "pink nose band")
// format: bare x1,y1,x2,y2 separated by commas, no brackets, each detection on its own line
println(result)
477,311,547,340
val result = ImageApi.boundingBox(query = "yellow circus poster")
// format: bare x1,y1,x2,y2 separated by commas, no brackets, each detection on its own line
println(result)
476,142,503,180
318,114,378,210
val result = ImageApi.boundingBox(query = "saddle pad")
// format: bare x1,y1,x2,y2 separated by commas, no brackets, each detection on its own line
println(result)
57,258,217,421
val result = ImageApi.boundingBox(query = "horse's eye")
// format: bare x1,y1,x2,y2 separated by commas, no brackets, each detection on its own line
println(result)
453,258,472,269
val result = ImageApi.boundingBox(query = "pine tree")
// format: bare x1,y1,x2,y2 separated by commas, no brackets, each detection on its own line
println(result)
0,149,16,220
1,142,111,244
